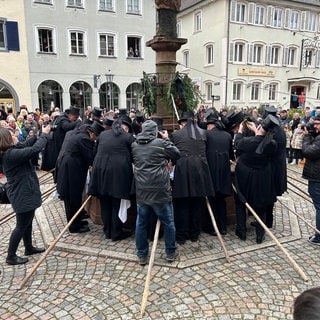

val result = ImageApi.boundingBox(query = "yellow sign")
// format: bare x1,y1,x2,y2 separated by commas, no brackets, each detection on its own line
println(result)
238,68,275,77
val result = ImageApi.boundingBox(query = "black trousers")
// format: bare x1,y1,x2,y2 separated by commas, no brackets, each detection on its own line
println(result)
208,193,228,232
64,194,83,230
7,209,35,258
100,195,123,240
173,196,203,241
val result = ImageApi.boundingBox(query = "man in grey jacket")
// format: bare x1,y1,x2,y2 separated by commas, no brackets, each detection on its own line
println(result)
131,120,180,265
302,115,320,245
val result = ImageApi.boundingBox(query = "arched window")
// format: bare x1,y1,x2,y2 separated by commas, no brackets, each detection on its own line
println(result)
99,82,120,111
38,80,63,114
126,83,141,111
69,81,92,115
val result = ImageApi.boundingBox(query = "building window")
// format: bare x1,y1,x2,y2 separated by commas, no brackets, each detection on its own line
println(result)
317,84,320,100
230,1,246,23
254,5,265,25
99,0,114,11
286,10,299,30
283,47,296,66
126,83,141,110
205,82,213,101
127,36,141,58
248,43,263,64
183,50,190,68
268,83,277,101
266,45,281,65
267,7,283,28
194,12,202,32
67,0,83,8
305,49,313,67
315,50,320,68
69,30,86,55
127,0,141,15
251,82,260,101
0,20,6,50
233,82,242,101
229,42,245,63
177,22,181,38
205,44,214,65
99,33,115,57
36,28,55,53
0,20,20,51
34,0,53,4
302,11,317,32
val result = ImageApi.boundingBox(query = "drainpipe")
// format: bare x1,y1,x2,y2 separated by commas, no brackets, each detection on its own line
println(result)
225,0,231,106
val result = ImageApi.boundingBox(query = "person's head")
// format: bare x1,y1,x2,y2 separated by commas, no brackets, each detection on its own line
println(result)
293,112,300,120
141,120,158,137
66,106,80,121
0,127,13,154
280,110,287,119
87,120,104,141
312,115,320,134
27,114,34,122
293,287,320,320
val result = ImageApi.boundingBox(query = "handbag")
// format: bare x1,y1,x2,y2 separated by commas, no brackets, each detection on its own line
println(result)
0,182,10,204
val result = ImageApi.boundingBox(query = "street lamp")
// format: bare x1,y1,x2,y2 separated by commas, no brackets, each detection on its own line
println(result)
105,69,114,110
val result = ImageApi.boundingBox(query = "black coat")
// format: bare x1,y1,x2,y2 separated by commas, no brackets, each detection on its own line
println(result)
234,134,277,207
88,128,135,199
171,124,214,198
270,125,287,196
302,133,320,181
206,128,233,196
41,113,80,171
55,127,95,201
2,135,49,213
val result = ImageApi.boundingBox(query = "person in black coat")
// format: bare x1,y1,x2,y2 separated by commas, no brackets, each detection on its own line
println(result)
234,115,279,243
171,111,215,244
0,125,51,265
88,117,135,241
205,112,233,235
55,121,105,233
41,106,81,172
262,106,287,228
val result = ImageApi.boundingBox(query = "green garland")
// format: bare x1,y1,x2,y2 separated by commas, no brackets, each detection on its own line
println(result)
141,72,156,115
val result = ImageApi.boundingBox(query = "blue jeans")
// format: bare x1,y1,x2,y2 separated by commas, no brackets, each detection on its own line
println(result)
308,181,320,239
136,202,176,257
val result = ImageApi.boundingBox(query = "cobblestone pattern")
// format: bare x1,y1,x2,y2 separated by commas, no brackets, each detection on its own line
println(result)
1,168,320,319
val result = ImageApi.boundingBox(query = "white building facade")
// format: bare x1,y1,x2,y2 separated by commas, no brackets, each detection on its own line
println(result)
177,0,320,111
1,0,156,114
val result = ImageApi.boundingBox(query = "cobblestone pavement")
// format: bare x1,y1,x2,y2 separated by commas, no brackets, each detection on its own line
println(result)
0,167,320,319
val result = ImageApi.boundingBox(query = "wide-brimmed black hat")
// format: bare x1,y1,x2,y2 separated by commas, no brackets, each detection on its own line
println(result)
263,105,277,118
226,111,244,128
178,111,194,124
135,111,145,123
89,120,104,135
206,111,219,125
261,114,280,131
120,115,133,133
91,107,102,118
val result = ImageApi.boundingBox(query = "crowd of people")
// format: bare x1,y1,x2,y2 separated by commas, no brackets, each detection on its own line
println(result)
0,101,320,267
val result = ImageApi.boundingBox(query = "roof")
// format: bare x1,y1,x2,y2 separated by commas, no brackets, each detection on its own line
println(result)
180,0,204,11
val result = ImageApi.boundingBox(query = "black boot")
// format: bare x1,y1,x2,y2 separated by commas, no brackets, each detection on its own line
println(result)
25,246,46,256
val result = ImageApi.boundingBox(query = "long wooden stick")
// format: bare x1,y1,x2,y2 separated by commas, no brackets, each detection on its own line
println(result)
205,197,231,263
277,197,320,234
19,195,92,289
232,184,308,281
140,218,161,317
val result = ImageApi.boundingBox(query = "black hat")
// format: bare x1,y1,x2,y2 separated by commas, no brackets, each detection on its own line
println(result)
89,120,105,135
103,116,114,127
68,106,80,116
178,111,194,124
135,111,145,123
261,114,279,131
263,105,277,118
206,111,219,125
118,109,127,116
227,111,244,128
120,115,133,133
91,107,102,118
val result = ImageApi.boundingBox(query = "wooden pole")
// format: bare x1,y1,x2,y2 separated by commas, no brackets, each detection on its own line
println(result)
232,184,308,281
277,198,320,234
140,219,161,317
205,197,231,263
19,195,92,290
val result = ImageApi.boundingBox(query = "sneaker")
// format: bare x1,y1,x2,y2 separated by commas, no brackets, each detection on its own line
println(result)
138,256,148,266
308,235,320,246
166,251,179,262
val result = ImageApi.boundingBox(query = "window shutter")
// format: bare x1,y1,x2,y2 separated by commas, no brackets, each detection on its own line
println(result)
230,1,236,22
265,45,271,65
229,42,234,62
248,3,254,24
266,6,273,27
282,47,288,66
301,11,306,31
284,9,290,29
6,21,20,51
247,43,253,64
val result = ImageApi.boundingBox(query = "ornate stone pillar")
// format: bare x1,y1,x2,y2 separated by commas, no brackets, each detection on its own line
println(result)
146,0,187,126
